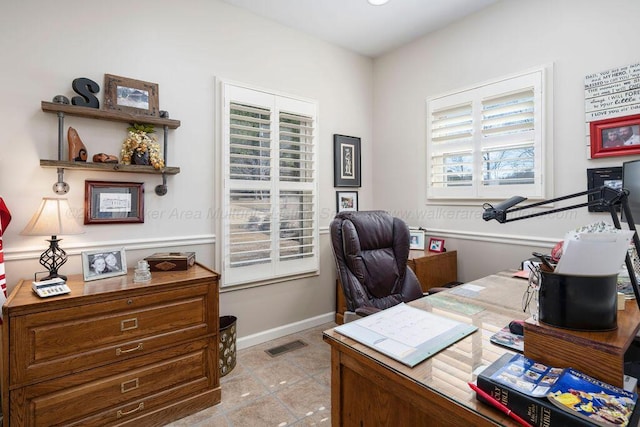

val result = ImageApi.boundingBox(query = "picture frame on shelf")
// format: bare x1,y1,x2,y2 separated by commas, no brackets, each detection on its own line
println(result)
85,180,144,224
336,191,358,212
590,114,640,158
81,247,127,281
103,74,159,117
409,230,425,250
428,238,446,253
333,134,361,187
586,167,622,212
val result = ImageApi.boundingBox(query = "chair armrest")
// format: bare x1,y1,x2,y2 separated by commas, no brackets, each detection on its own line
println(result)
355,306,382,317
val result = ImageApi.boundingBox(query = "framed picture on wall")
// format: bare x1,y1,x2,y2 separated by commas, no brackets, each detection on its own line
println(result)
586,167,622,212
333,134,361,187
336,191,358,212
85,180,144,224
590,114,640,158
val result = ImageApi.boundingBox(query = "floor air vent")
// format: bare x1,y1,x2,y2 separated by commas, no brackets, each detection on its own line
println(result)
265,339,307,357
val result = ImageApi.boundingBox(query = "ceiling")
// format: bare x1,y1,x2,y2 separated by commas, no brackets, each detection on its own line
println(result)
220,0,498,57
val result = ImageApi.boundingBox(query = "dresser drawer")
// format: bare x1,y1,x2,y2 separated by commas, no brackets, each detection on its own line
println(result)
10,284,214,386
12,339,217,427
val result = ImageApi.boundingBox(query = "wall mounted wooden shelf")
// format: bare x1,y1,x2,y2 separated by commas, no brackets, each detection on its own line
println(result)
41,101,181,128
40,101,181,195
40,159,180,175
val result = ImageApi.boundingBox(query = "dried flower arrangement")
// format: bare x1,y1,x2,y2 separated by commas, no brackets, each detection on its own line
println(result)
120,123,165,170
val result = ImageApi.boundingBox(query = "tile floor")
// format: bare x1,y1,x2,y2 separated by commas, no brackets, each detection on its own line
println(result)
165,322,336,427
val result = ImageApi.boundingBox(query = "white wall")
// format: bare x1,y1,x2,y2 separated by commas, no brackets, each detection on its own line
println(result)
0,0,373,342
372,0,640,281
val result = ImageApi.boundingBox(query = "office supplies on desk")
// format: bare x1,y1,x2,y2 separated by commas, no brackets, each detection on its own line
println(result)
555,229,635,276
334,302,477,367
468,382,533,427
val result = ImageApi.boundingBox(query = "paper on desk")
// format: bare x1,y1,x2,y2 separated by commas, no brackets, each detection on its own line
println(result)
554,229,635,275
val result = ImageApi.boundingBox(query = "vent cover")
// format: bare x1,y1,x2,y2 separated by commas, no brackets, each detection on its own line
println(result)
265,339,307,357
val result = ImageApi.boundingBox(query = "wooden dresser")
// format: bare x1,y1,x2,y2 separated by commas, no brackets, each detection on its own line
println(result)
2,263,220,426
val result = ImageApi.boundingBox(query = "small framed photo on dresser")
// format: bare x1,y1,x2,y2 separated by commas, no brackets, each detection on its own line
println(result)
428,238,445,253
409,230,425,250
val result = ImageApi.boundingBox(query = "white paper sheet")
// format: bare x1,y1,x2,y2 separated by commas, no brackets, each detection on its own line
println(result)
555,230,635,275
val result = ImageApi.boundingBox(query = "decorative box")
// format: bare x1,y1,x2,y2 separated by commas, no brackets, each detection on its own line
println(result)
144,252,196,271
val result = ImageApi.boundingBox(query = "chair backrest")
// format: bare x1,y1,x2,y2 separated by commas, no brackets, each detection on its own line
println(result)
330,210,423,312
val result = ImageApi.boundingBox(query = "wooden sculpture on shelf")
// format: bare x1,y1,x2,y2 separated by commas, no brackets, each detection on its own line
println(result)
92,153,118,163
67,127,87,162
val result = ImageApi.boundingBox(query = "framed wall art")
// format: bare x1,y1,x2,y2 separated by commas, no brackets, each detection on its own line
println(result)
334,134,361,187
85,181,144,224
409,230,425,250
586,167,622,212
336,191,358,212
103,74,159,117
590,114,640,158
428,238,446,253
82,247,127,281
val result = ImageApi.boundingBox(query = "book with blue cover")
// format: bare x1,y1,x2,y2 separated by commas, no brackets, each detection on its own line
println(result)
488,353,637,427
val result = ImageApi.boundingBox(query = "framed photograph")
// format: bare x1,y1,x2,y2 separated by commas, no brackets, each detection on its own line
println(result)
587,167,622,212
409,230,425,250
103,74,159,117
336,191,358,212
85,181,144,224
82,247,127,281
334,134,361,187
428,238,446,253
590,114,640,158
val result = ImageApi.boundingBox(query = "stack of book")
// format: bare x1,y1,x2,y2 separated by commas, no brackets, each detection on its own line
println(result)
474,353,638,427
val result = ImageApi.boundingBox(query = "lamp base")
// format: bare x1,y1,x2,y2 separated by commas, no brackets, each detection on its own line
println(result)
39,273,67,282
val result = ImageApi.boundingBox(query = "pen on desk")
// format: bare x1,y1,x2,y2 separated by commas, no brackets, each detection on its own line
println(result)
467,382,533,427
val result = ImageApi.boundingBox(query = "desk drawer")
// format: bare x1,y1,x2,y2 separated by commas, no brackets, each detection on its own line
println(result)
10,284,212,385
13,339,215,427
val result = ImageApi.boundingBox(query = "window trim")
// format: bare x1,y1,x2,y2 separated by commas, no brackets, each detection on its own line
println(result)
426,66,550,201
220,81,319,288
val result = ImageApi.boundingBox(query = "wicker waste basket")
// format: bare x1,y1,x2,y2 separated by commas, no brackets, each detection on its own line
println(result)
219,315,237,377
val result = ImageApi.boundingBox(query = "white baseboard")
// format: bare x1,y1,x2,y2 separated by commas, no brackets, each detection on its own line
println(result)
237,312,335,350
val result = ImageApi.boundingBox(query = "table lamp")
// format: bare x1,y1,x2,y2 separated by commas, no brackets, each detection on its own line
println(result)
482,185,640,310
21,198,84,281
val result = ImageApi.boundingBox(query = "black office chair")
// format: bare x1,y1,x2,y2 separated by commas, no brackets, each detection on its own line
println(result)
330,210,426,322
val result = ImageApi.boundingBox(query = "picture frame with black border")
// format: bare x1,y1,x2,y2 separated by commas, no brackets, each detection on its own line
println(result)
85,180,144,224
336,191,358,212
81,247,127,281
103,74,159,117
428,237,445,253
409,230,425,250
586,167,622,212
333,134,361,187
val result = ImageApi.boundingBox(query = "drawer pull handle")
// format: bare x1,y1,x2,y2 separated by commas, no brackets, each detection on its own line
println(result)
121,378,139,393
120,317,138,331
116,343,143,355
117,402,144,418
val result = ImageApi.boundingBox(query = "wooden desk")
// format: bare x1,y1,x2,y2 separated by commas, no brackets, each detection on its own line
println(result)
324,270,640,425
324,271,527,426
335,250,457,324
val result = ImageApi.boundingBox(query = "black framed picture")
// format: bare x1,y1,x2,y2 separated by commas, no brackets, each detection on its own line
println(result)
334,134,361,187
336,191,358,212
586,167,622,212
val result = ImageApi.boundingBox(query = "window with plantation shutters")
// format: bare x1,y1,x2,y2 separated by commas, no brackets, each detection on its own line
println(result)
221,82,318,287
427,67,547,200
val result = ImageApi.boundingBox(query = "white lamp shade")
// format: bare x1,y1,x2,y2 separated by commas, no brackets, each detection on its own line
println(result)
21,198,84,237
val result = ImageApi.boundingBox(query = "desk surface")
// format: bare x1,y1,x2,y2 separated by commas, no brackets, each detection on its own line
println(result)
324,270,529,426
